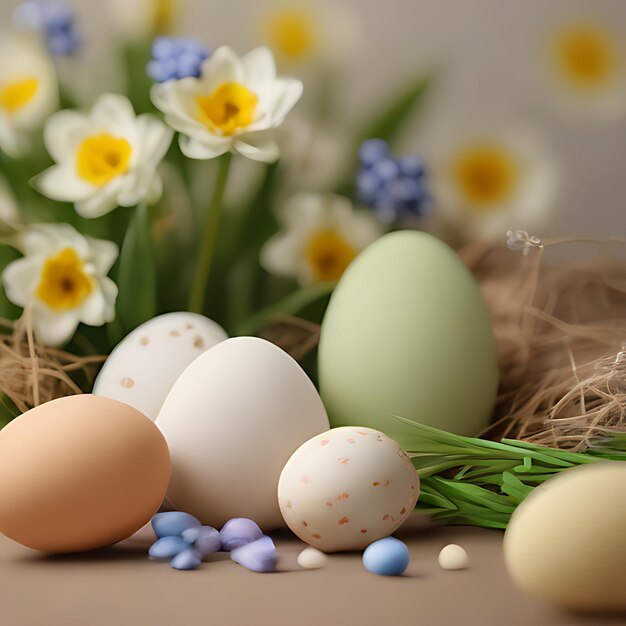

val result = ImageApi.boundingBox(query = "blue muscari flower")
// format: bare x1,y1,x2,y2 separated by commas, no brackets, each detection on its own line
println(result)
12,1,83,57
147,37,210,83
356,139,430,224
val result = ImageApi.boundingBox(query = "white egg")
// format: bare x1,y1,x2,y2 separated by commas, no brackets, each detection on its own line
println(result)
278,427,420,552
93,312,226,421
155,336,330,530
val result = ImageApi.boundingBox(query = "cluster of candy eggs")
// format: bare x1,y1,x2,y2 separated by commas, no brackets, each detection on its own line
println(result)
149,512,277,572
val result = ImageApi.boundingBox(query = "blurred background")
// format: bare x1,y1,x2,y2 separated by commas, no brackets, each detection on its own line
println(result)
1,0,624,238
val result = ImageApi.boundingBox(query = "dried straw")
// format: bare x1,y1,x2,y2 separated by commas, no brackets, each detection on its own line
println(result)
462,235,626,451
0,311,105,417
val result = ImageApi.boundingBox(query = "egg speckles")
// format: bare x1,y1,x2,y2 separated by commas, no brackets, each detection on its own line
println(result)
94,312,227,421
278,427,419,552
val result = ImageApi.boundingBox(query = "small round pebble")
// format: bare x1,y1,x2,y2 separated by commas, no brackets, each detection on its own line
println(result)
363,537,410,576
149,536,191,560
438,544,469,570
170,548,203,571
297,547,329,570
182,525,221,555
220,518,263,551
151,511,201,538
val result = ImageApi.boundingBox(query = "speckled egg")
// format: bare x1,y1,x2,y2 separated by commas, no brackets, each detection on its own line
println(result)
93,312,226,420
278,427,419,552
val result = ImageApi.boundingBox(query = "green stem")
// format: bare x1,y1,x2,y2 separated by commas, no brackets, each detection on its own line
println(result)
188,152,232,313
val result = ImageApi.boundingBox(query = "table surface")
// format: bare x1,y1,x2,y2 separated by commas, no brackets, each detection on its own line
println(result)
1,519,624,626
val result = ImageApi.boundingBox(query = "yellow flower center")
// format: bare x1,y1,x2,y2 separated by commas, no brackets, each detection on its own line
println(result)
264,9,315,61
0,77,39,114
36,247,93,311
553,25,616,90
196,82,259,136
452,144,519,210
305,229,356,282
76,133,132,187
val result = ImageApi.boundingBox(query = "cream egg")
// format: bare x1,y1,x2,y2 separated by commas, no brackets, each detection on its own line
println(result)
278,426,419,552
156,337,330,530
504,463,626,613
93,312,226,420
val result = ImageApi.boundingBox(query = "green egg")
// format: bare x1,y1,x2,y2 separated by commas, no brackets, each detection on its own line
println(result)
318,231,498,448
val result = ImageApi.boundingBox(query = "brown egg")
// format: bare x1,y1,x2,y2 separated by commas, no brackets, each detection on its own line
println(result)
0,395,170,553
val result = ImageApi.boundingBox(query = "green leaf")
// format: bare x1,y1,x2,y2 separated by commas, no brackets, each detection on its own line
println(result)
235,281,336,336
116,203,156,334
357,73,433,147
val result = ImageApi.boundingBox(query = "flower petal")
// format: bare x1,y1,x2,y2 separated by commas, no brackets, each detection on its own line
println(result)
86,237,119,274
33,164,95,202
134,114,173,165
31,305,80,347
234,132,280,163
265,79,303,125
90,93,137,138
260,230,302,278
44,109,89,163
2,257,41,307
179,135,230,160
242,46,276,86
74,178,124,219
200,46,244,90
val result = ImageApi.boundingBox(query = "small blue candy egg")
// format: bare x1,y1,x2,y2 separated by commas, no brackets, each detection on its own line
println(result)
230,535,277,573
220,518,263,551
149,536,191,560
363,537,410,576
151,511,201,538
182,525,221,555
170,548,203,571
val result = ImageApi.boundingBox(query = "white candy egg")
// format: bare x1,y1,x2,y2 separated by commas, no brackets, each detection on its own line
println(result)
93,312,226,420
438,544,469,570
156,337,330,530
278,427,419,552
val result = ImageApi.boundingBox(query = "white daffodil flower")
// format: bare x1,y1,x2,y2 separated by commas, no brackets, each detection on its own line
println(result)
0,32,58,157
151,45,303,163
34,93,173,218
2,223,118,346
544,20,625,119
259,0,362,70
431,128,559,244
261,193,384,285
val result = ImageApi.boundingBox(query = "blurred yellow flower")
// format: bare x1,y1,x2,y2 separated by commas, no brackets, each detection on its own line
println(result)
261,193,383,285
546,20,625,117
432,128,559,243
0,33,58,157
259,0,362,69
108,0,181,41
